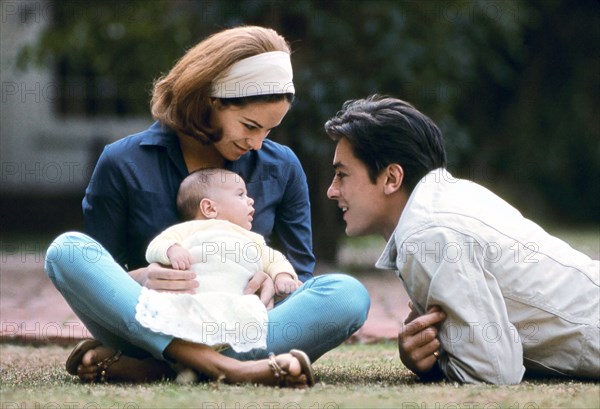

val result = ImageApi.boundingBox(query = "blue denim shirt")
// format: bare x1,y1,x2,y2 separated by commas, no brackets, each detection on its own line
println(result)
82,121,315,281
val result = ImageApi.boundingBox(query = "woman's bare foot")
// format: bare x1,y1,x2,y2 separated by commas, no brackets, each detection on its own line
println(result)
77,346,175,383
244,352,312,388
209,350,314,388
165,340,315,388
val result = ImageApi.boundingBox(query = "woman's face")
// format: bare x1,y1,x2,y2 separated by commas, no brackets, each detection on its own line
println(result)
211,99,291,161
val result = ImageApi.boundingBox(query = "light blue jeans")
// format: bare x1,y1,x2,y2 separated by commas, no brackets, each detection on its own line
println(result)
44,232,370,362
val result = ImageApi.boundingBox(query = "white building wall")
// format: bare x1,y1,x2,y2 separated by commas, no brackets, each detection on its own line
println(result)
1,0,149,195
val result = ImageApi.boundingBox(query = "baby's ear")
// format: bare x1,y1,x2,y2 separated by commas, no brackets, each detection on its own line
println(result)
198,198,218,219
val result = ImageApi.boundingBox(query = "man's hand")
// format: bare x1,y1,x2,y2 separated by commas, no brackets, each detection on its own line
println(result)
398,303,446,376
244,270,275,309
166,244,193,270
129,263,198,294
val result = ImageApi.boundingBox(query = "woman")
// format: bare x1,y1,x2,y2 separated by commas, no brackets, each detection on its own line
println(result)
44,26,370,387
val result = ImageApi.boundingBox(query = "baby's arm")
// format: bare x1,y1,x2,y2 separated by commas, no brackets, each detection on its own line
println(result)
254,234,300,297
274,273,300,296
146,221,203,267
167,243,193,270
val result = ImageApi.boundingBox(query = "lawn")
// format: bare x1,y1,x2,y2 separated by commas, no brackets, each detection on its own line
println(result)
1,227,598,408
1,342,598,408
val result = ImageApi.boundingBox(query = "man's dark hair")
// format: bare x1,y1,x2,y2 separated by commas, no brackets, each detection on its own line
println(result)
324,95,447,192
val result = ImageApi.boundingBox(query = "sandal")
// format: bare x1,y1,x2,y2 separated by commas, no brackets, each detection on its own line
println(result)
65,338,123,382
268,349,315,388
66,339,101,375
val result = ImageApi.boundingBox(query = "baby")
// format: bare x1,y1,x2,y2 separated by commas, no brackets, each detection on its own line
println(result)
135,168,300,369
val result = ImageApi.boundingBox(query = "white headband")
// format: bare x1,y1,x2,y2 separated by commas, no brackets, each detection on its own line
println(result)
211,51,295,98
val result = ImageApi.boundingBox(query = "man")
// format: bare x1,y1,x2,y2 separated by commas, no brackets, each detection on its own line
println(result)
325,95,599,384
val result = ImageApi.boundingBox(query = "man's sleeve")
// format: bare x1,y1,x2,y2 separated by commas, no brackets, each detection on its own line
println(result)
400,228,525,384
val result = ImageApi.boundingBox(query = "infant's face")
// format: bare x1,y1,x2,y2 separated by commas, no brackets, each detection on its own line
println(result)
212,174,255,230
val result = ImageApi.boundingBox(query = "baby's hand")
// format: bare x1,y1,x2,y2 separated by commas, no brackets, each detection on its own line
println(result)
274,273,299,296
167,244,192,270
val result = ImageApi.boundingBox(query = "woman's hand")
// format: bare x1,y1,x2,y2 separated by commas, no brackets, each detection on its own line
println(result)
129,263,198,294
398,303,446,376
244,270,275,309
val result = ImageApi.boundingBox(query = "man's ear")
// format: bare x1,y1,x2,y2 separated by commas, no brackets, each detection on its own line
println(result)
198,198,218,219
382,164,404,195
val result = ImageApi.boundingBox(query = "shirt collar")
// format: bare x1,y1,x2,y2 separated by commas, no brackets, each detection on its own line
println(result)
375,167,450,270
139,121,188,178
139,121,178,148
375,235,398,270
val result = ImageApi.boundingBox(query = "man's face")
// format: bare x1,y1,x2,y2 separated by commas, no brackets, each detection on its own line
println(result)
327,137,389,237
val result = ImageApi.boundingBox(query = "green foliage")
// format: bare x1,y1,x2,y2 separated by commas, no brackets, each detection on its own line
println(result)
16,0,600,257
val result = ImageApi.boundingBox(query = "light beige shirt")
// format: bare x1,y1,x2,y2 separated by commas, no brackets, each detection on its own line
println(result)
376,168,599,384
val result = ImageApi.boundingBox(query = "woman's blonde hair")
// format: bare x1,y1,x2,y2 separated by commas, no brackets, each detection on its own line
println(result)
151,26,292,143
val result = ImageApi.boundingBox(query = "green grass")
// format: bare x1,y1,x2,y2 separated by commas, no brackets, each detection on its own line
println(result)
2,229,598,407
1,342,598,408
